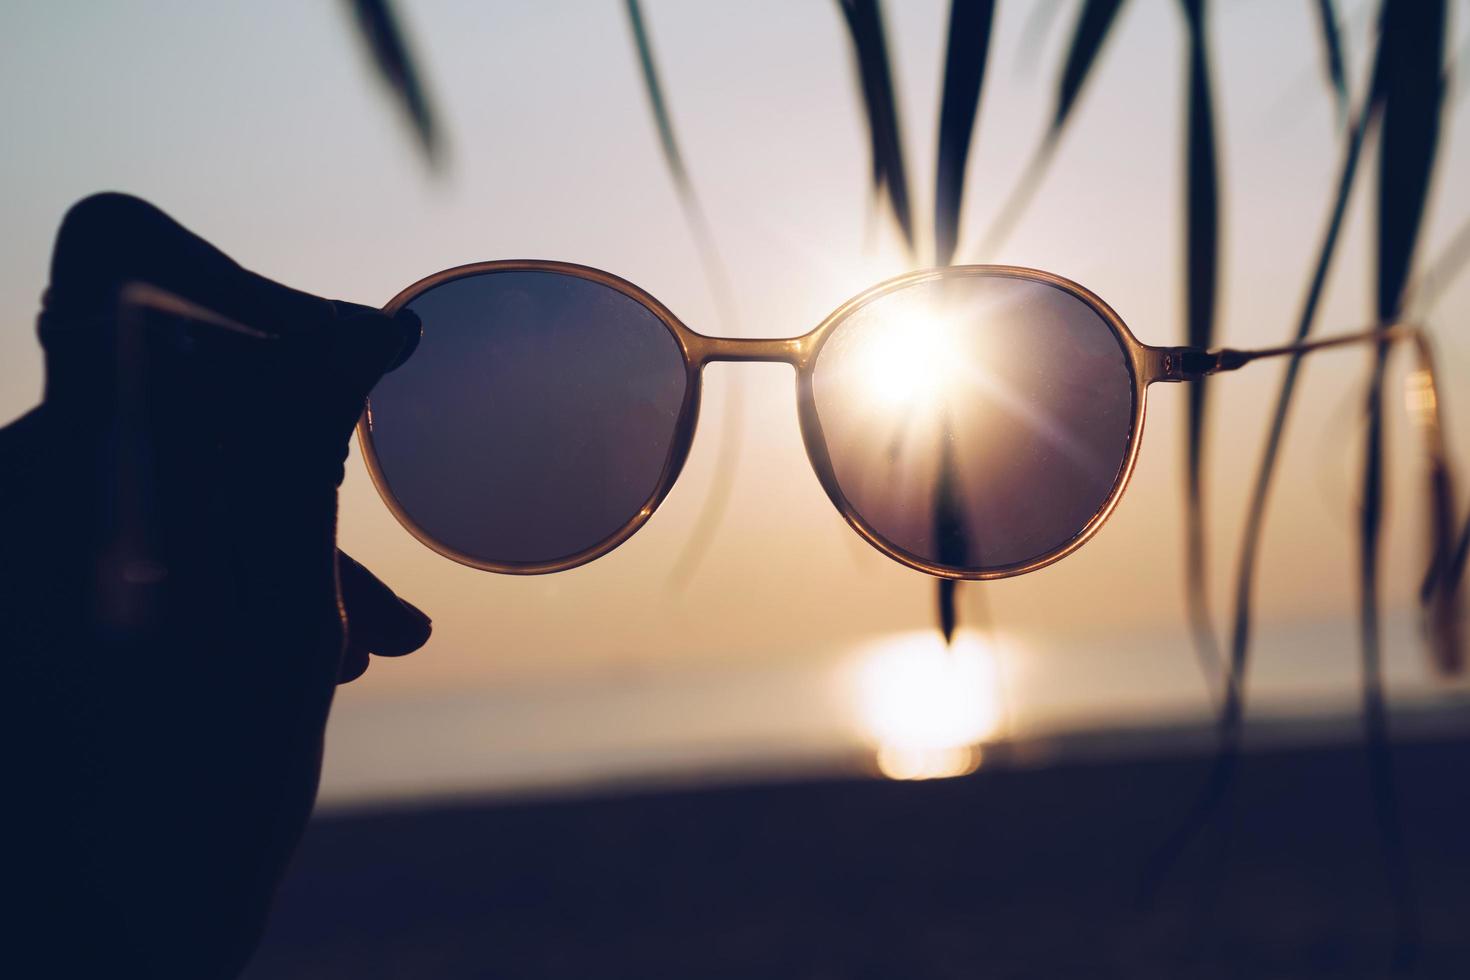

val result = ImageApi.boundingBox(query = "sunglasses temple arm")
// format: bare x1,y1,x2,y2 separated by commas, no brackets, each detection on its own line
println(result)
1149,323,1416,381
1155,323,1464,669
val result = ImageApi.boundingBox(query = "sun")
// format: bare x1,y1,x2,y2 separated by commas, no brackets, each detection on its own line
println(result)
848,307,959,411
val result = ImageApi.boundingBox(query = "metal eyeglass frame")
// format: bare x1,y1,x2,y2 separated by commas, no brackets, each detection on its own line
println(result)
356,262,1457,604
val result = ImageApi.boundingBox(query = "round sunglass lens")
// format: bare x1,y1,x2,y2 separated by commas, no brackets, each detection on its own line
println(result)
365,269,688,568
810,273,1136,573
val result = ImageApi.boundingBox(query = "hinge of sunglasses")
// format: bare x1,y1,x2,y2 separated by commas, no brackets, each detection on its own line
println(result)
1150,345,1254,383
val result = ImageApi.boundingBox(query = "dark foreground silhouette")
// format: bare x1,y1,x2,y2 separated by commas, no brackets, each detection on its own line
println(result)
0,194,431,977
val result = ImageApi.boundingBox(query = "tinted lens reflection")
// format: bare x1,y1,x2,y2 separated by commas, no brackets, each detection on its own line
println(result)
811,274,1135,572
366,270,688,566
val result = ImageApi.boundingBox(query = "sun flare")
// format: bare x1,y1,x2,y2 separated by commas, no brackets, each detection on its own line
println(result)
849,309,959,411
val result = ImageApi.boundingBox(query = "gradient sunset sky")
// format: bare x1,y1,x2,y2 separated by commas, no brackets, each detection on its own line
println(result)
2,1,1467,800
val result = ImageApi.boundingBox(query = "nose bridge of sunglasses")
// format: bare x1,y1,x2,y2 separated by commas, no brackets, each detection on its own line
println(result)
687,334,811,367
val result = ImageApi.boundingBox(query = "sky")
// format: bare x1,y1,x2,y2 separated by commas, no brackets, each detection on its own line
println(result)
2,0,1468,803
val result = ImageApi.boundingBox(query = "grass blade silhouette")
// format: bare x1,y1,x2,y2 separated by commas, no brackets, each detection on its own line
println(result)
933,413,968,644
837,0,916,252
1374,3,1443,322
961,0,1124,642
930,0,996,635
1156,0,1447,955
1366,0,1450,664
346,0,443,169
929,0,997,635
625,0,690,189
623,0,744,588
1180,0,1224,703
1222,12,1387,768
934,0,996,266
1313,0,1349,125
1362,2,1445,963
836,0,962,636
1055,0,1127,126
1145,10,1381,908
979,0,1127,258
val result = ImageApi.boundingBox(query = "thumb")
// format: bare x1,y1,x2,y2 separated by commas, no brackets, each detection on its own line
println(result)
323,306,421,434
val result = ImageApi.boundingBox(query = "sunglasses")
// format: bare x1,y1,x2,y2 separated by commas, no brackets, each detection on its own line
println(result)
357,262,1454,584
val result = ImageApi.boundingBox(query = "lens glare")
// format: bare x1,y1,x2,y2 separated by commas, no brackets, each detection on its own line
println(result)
365,270,688,566
810,273,1136,572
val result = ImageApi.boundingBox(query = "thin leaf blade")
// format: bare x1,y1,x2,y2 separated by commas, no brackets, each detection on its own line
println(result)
933,413,969,644
625,0,691,191
934,0,996,266
1374,1,1446,324
1151,4,1379,906
1358,1,1445,961
346,0,443,168
622,1,745,588
1180,0,1223,696
978,0,1127,258
837,0,916,253
1313,0,1349,124
1225,8,1383,754
1054,0,1127,129
1367,0,1452,668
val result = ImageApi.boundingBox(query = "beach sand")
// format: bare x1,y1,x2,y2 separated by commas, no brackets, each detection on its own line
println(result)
246,724,1470,978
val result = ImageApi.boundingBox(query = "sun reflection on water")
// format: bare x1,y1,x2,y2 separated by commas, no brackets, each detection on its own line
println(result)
849,630,1002,781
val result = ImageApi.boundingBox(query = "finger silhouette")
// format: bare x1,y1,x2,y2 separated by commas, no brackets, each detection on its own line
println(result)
338,549,432,682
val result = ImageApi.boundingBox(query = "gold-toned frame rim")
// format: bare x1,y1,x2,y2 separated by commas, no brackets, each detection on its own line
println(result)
360,259,703,575
357,262,1170,580
794,265,1152,580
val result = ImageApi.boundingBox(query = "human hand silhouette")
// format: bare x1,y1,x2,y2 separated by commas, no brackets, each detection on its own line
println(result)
0,193,430,977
